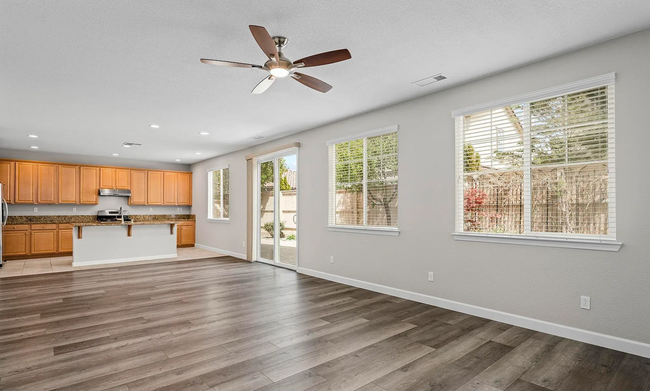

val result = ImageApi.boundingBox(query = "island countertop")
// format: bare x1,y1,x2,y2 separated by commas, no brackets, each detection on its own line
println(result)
72,220,191,227
6,214,195,225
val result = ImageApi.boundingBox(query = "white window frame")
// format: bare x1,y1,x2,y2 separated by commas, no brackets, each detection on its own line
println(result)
452,73,621,251
207,165,229,222
327,125,400,236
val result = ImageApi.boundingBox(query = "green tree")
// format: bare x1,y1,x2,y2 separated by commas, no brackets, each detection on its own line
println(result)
463,144,481,172
260,158,289,191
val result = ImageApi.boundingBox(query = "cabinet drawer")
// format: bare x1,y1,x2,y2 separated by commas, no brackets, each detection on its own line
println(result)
58,223,74,229
5,224,29,231
31,224,58,230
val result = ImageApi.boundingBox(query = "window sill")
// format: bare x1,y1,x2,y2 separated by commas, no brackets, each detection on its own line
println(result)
327,226,400,236
451,232,622,252
207,218,230,223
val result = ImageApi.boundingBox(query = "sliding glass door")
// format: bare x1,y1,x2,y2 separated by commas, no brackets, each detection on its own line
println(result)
257,149,298,268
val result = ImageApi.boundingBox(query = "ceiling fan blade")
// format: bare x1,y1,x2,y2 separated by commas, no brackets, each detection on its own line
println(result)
200,58,264,69
291,72,332,93
293,49,351,68
249,25,279,61
252,76,276,94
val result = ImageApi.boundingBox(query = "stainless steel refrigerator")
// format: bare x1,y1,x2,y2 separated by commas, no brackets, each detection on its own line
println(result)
1,183,8,267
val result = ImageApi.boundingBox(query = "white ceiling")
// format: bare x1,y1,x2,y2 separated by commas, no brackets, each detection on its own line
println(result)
2,1,650,164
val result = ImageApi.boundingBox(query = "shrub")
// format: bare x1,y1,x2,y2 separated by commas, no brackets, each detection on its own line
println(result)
263,221,285,238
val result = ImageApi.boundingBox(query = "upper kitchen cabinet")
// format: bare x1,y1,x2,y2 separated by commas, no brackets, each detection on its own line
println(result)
0,161,15,203
80,166,100,204
99,167,115,189
177,172,192,206
163,172,177,205
115,168,130,190
15,162,37,204
58,165,80,204
147,171,164,205
129,170,147,205
36,163,58,204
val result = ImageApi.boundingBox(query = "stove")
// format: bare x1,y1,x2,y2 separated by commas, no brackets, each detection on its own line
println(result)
97,209,131,223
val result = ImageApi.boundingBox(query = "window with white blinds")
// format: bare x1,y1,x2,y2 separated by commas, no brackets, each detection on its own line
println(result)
208,167,229,220
454,75,616,244
328,126,399,232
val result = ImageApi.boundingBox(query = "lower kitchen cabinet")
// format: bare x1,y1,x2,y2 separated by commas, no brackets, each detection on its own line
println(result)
2,230,30,257
58,224,74,253
31,225,58,255
177,222,195,247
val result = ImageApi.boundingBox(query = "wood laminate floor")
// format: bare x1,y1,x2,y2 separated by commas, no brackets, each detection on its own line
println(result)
0,257,648,391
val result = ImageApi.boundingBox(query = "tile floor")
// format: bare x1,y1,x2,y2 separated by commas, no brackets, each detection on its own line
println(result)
0,247,225,278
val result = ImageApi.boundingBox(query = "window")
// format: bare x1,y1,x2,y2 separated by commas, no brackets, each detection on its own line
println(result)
328,126,399,234
453,74,619,250
208,167,229,220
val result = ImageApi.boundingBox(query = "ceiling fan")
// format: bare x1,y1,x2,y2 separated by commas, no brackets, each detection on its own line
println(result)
200,25,351,94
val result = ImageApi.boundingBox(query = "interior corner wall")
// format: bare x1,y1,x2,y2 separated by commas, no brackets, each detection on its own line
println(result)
191,29,650,348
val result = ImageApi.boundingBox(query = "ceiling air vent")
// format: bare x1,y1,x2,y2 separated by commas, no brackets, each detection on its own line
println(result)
122,142,142,148
412,74,447,87
250,135,265,140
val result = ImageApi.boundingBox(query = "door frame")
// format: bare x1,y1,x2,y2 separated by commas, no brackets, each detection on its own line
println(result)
253,146,299,270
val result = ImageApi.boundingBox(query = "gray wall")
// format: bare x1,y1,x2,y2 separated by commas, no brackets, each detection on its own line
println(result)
191,29,650,345
1,149,191,216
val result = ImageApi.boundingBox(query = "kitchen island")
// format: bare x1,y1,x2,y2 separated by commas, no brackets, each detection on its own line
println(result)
72,221,180,267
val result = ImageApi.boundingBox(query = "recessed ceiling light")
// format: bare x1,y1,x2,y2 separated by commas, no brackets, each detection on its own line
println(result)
195,152,201,155
250,135,265,140
199,132,210,135
28,135,38,138
30,146,39,149
175,159,181,162
150,124,160,129
112,153,119,156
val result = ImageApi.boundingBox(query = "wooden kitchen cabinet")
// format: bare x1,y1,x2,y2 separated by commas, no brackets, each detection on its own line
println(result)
2,229,30,257
177,172,192,206
80,166,100,204
31,224,57,255
147,171,164,205
129,170,147,205
58,165,80,204
58,224,73,253
15,162,37,204
100,167,115,189
37,163,58,204
0,161,15,203
115,168,130,190
176,222,195,247
163,172,177,205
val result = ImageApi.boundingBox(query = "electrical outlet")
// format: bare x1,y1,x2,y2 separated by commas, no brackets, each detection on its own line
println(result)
34,207,38,212
330,256,334,264
242,241,246,248
428,272,434,282
581,296,591,310
149,207,153,212
72,207,77,212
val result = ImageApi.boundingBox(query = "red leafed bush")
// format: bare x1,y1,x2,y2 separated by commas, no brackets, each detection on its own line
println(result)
464,188,488,231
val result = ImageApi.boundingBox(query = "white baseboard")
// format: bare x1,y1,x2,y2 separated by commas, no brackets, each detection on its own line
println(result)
73,253,178,267
195,244,247,260
297,266,650,359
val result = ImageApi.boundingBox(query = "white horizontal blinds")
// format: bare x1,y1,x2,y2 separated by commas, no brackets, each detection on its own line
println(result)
222,168,230,219
209,168,229,219
460,106,526,234
366,132,398,227
455,81,615,239
530,86,612,237
211,170,222,219
328,129,399,227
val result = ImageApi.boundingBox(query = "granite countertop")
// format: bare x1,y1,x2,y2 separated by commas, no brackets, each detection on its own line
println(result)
6,214,195,225
73,220,189,227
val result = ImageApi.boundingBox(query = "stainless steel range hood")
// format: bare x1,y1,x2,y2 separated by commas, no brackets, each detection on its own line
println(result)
98,189,132,197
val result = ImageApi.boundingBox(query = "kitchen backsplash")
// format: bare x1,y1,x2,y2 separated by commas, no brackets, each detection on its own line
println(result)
7,196,190,216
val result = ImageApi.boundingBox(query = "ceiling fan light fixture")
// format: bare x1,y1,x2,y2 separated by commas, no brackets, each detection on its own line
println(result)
269,67,290,78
